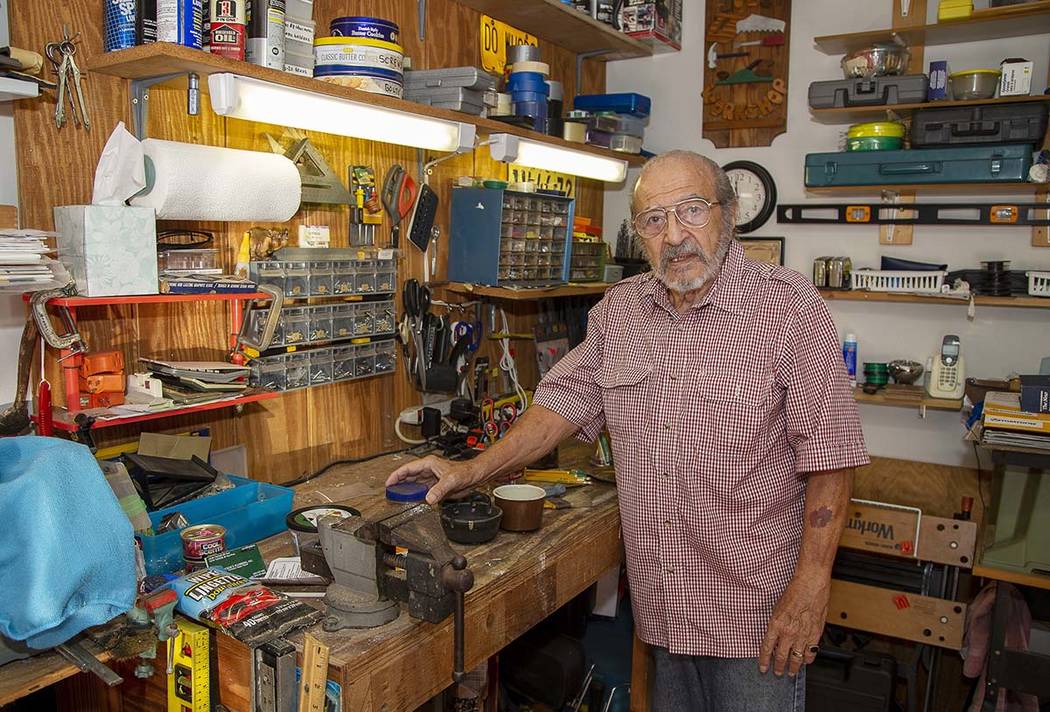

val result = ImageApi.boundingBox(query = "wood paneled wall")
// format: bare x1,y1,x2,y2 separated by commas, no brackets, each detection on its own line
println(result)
10,0,607,482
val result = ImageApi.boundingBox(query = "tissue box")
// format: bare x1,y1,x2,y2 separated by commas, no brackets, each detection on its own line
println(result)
928,60,950,101
54,205,159,296
1000,58,1034,97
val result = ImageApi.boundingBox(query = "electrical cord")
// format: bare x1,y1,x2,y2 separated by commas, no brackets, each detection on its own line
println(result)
282,446,414,487
498,308,528,414
395,418,428,445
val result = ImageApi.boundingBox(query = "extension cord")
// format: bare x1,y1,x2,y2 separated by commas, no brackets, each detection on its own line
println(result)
399,398,457,425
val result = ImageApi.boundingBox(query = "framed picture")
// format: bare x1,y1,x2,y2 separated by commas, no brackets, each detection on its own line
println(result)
738,236,784,266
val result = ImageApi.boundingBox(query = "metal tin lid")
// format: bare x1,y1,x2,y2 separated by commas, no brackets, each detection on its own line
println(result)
386,482,429,502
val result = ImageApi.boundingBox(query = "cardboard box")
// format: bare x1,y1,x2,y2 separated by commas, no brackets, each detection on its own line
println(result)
1020,375,1050,413
1000,58,1034,96
54,205,158,297
927,60,951,101
619,0,682,52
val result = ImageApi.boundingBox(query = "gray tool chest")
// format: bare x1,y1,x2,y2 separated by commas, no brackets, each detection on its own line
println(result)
808,74,929,109
910,102,1049,147
805,144,1034,187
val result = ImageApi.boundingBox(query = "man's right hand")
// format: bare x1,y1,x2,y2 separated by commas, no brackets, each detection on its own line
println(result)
385,456,480,505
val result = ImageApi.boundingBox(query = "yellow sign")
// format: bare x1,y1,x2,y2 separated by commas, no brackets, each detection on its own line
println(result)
480,15,538,75
508,164,577,199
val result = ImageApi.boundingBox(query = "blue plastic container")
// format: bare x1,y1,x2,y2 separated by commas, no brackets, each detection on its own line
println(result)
137,476,295,575
573,92,651,118
330,16,400,44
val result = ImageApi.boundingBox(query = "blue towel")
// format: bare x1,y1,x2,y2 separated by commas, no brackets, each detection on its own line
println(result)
0,437,136,648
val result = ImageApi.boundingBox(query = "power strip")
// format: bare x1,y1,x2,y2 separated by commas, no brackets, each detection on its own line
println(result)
399,398,457,425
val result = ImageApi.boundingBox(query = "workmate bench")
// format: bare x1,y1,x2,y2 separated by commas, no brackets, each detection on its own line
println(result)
6,440,622,712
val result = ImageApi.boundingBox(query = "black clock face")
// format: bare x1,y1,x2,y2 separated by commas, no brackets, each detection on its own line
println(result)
723,161,777,234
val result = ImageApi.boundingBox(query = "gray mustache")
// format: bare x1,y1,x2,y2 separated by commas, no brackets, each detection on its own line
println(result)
660,241,711,271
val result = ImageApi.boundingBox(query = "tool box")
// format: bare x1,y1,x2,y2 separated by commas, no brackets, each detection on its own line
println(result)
910,102,1049,147
808,74,929,109
805,144,1034,187
404,86,487,115
449,188,575,286
404,66,499,92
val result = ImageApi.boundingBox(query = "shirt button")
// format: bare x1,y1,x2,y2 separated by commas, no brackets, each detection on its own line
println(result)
665,567,675,574
663,423,671,430
669,374,679,381
662,472,670,478
664,519,672,527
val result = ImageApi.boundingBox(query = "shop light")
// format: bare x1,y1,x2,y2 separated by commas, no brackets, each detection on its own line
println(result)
208,73,477,153
487,133,628,183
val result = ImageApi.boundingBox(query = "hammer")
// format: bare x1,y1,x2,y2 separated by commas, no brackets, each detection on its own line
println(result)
707,42,749,69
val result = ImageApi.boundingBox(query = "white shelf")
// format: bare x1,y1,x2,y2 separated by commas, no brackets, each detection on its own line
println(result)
0,77,39,102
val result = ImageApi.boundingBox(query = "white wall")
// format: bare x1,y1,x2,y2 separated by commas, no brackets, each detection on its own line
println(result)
0,102,20,408
604,1,1050,467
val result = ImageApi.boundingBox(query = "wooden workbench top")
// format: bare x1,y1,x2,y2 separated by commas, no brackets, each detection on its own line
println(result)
220,440,623,712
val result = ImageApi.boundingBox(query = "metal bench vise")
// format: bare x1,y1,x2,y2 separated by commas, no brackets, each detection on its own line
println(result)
314,504,475,682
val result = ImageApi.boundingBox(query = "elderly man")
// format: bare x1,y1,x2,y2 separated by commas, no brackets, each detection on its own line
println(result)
388,150,869,711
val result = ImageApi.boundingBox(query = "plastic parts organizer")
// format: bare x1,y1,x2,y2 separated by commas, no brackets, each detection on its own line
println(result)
850,270,947,294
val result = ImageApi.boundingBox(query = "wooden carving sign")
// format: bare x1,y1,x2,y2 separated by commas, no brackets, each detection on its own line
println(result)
701,0,791,148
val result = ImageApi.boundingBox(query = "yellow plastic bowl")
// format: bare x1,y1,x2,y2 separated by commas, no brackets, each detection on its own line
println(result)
847,121,906,138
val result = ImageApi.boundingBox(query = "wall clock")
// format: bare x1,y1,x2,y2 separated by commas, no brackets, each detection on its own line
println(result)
723,160,777,234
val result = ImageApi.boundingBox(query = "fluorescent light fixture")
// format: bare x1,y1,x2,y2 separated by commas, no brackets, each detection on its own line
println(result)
488,133,628,183
208,73,476,153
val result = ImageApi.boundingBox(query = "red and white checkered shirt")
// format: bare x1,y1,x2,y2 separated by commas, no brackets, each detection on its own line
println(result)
533,240,869,657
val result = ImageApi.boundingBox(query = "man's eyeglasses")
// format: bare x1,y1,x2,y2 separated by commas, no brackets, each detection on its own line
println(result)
633,197,721,239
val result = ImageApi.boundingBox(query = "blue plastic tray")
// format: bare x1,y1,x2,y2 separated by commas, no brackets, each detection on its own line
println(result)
137,476,294,575
573,92,651,118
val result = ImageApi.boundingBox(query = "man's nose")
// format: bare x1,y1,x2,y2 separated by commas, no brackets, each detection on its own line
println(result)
663,212,690,247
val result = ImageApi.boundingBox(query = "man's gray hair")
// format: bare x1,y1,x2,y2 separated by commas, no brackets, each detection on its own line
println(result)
630,150,738,239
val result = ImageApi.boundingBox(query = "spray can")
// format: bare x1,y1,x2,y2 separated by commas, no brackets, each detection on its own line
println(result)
201,0,211,50
842,333,858,388
210,0,247,60
247,0,287,69
104,0,138,52
157,0,204,48
135,0,158,45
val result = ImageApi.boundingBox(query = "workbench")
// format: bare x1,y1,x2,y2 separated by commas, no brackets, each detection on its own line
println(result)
26,440,621,712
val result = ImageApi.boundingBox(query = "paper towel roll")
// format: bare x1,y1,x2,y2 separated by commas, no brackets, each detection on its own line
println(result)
131,140,302,221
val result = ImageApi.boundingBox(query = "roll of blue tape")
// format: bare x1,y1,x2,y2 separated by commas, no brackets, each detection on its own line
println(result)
508,82,550,96
510,90,550,104
386,482,429,502
330,16,401,44
507,71,548,86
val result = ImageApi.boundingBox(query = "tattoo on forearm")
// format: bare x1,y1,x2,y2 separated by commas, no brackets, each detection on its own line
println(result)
809,506,833,528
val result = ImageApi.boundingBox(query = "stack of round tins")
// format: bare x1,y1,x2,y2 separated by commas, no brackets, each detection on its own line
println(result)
315,17,404,98
508,66,549,130
846,121,905,152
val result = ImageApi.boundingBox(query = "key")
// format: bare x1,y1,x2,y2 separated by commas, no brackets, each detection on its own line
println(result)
53,52,69,129
67,53,90,130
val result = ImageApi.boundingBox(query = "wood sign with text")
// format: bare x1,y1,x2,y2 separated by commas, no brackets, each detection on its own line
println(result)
701,0,791,148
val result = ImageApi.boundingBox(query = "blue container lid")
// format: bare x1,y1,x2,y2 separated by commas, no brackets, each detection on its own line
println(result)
386,482,429,502
313,65,405,82
332,16,400,28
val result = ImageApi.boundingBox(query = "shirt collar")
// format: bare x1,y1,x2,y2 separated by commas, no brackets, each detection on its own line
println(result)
637,240,746,316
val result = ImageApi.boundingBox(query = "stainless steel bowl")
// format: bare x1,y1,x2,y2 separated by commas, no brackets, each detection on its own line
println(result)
889,360,924,385
841,44,911,79
949,70,1001,100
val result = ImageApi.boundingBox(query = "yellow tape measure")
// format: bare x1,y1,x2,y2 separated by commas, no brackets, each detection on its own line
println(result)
298,633,330,712
168,618,210,712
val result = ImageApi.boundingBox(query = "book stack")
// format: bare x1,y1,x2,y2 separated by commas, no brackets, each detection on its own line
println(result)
982,391,1050,452
139,360,250,406
0,229,68,293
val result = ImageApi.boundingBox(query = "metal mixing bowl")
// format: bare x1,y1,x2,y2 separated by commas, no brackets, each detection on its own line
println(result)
841,44,911,79
949,69,1001,100
889,360,925,385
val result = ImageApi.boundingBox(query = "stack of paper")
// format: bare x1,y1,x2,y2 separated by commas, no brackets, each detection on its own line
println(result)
0,229,68,293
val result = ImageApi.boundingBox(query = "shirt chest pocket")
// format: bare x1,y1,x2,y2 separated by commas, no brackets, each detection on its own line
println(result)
696,371,770,455
595,363,652,437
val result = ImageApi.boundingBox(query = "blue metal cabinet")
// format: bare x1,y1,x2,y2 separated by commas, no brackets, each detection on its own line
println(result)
449,188,575,286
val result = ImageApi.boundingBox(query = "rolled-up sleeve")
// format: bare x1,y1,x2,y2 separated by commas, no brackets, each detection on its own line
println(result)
532,299,607,442
778,297,870,473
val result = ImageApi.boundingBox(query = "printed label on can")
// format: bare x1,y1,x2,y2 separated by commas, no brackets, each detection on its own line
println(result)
182,524,227,560
284,63,313,76
210,0,246,59
158,0,204,49
284,19,315,45
314,44,404,73
105,0,138,52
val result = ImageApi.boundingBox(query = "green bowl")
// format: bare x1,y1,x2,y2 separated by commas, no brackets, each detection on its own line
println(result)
483,179,508,190
846,136,903,152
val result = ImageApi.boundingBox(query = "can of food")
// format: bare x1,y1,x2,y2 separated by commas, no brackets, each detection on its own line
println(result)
157,0,204,49
314,67,404,98
314,37,404,75
209,0,246,60
105,0,138,52
181,524,227,561
827,257,845,289
330,16,400,45
247,0,286,69
812,256,829,287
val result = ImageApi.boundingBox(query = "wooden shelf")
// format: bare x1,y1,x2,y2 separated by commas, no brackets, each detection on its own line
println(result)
853,385,962,411
806,182,1044,196
973,563,1050,591
451,0,652,60
25,291,269,307
819,288,1050,309
0,645,112,707
814,2,1050,54
811,94,1050,124
86,43,646,168
50,389,280,431
446,281,611,300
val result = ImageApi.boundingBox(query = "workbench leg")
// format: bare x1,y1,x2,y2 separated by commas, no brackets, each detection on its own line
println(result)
630,633,651,712
981,583,1009,712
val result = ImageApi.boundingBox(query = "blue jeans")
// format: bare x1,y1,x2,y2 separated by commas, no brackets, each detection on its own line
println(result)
651,647,805,712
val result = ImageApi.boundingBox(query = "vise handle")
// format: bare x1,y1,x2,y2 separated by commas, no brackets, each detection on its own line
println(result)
441,555,474,683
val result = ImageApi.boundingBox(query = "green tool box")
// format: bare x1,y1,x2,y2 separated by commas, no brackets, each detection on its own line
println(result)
805,144,1034,187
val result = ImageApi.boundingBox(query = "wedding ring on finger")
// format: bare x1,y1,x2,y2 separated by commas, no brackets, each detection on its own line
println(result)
790,649,804,659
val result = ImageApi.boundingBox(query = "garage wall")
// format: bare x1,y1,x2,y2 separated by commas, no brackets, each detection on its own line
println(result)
603,1,1050,467
0,103,20,408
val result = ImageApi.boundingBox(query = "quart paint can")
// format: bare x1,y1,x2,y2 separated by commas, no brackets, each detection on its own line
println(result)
247,0,286,69
157,0,204,49
181,523,227,562
209,0,247,60
104,0,138,51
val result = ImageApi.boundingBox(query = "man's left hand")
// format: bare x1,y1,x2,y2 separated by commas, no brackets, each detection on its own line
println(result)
758,572,830,677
